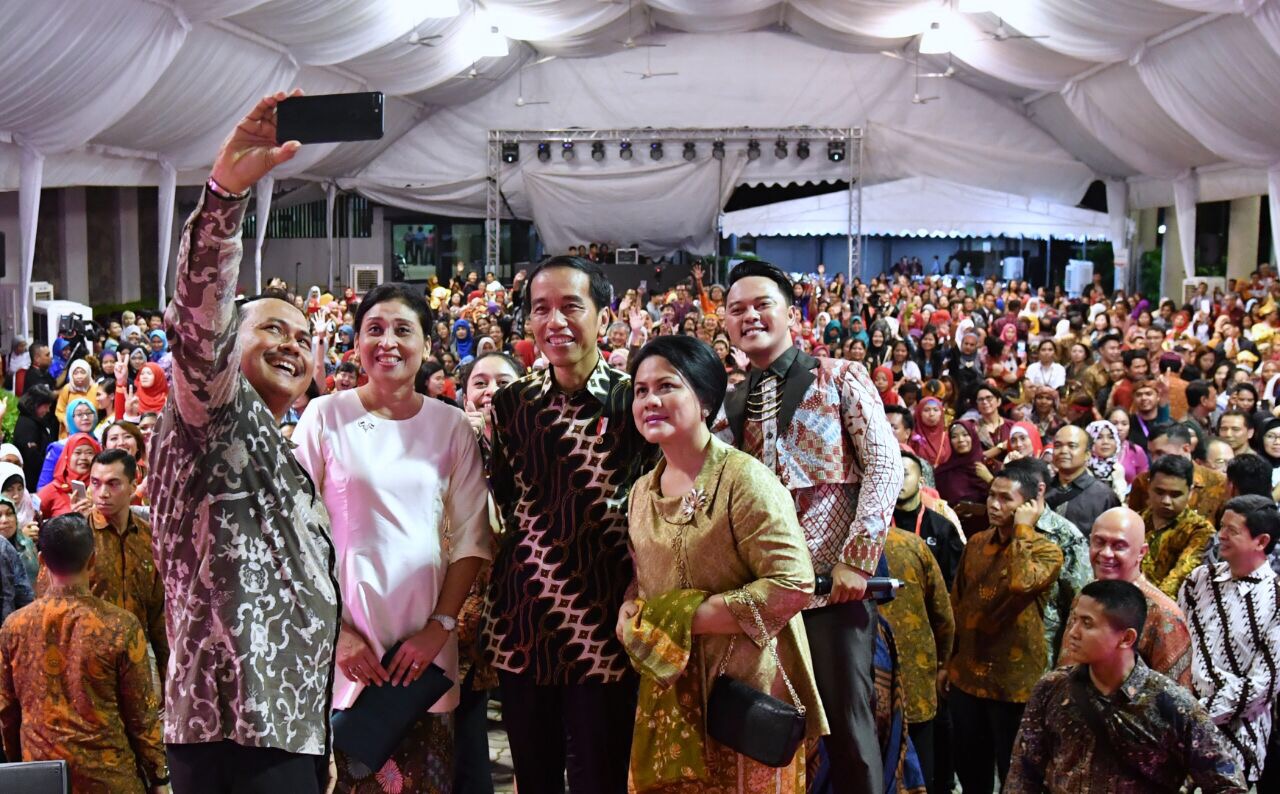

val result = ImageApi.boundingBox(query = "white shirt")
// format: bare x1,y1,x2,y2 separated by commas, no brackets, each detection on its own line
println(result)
294,389,492,711
1024,361,1066,390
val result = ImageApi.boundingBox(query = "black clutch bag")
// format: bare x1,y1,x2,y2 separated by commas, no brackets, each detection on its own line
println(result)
330,641,454,772
705,594,807,768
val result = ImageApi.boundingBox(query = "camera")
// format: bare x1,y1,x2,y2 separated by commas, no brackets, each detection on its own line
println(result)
58,312,85,339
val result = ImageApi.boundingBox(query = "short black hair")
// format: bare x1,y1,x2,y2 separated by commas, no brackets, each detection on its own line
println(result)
629,336,727,429
898,381,921,400
39,513,97,576
1122,349,1148,368
354,282,434,338
239,288,305,323
1079,580,1148,641
994,465,1041,501
523,256,613,314
726,260,794,307
1232,382,1258,399
335,361,359,376
1243,503,1280,555
1097,332,1123,348
883,404,913,430
1158,356,1183,375
415,360,445,396
900,448,922,474
1150,422,1193,446
1186,379,1213,408
93,448,137,481
1227,454,1274,498
1219,408,1253,431
18,384,56,414
1223,494,1274,520
1002,456,1052,489
1149,454,1194,487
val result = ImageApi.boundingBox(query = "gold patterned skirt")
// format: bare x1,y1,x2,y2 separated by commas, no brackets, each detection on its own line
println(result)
335,711,453,794
636,740,807,794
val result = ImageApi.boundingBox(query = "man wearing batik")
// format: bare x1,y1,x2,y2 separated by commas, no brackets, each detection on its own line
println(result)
1060,507,1192,687
944,467,1063,794
1002,458,1092,668
1127,422,1227,524
1141,455,1216,598
1006,580,1244,794
719,261,902,794
1181,495,1280,784
0,514,168,793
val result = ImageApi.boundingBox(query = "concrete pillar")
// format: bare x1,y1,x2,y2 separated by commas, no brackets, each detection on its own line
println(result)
59,187,89,304
1162,207,1184,303
1227,195,1261,284
113,188,141,303
1135,207,1159,259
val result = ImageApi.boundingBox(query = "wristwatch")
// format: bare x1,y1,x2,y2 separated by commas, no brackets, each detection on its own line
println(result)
429,613,457,632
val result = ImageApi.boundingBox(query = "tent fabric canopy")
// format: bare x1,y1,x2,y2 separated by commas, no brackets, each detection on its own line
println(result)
1,0,1279,262
721,177,1112,241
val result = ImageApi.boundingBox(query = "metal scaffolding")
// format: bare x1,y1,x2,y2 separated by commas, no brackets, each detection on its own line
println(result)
484,126,864,277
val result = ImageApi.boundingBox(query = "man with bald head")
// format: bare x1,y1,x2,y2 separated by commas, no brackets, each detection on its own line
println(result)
1045,425,1121,538
1060,507,1192,687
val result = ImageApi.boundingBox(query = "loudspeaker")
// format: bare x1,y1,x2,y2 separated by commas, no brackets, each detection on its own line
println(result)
0,760,70,793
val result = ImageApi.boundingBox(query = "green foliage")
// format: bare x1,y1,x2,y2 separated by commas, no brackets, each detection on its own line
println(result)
91,299,159,320
1086,242,1115,294
1139,249,1162,300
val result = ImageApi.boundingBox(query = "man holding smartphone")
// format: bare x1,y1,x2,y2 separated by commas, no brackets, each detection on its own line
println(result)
149,91,340,794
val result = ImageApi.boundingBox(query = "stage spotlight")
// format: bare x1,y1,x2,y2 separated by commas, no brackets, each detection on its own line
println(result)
796,140,810,160
620,140,633,160
711,140,725,160
591,141,605,162
537,142,551,162
501,141,519,163
827,139,846,162
774,138,788,159
747,139,760,161
650,141,664,161
683,142,696,161
562,141,575,161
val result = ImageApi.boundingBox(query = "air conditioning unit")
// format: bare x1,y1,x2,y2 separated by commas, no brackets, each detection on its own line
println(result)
32,300,93,349
615,248,639,266
350,265,383,295
1064,259,1093,298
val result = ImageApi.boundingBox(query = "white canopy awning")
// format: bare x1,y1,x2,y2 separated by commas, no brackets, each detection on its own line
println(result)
721,177,1112,240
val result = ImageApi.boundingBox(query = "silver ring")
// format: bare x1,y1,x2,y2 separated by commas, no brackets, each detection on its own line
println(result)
412,662,421,669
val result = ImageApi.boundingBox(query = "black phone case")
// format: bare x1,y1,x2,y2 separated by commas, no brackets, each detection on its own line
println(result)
276,92,384,145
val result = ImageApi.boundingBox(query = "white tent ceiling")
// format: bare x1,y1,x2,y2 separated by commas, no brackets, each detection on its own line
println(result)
720,176,1112,240
1,0,1278,286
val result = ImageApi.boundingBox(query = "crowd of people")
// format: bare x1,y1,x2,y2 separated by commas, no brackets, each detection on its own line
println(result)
0,92,1277,794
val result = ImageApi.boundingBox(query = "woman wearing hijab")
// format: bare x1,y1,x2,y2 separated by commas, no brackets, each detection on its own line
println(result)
1002,421,1042,465
452,318,477,362
0,463,40,580
910,396,951,468
1086,419,1131,500
126,362,169,417
37,397,98,490
934,423,992,506
49,337,72,381
54,359,98,438
35,432,100,519
873,366,899,406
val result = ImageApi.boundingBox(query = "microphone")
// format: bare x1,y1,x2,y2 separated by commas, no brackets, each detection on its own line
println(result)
813,574,903,603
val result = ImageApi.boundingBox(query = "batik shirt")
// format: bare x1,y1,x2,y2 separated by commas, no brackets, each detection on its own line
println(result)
149,190,340,755
36,509,167,678
948,522,1063,703
485,356,658,684
1034,509,1092,669
879,528,954,723
0,583,167,793
1180,561,1280,782
1005,660,1245,794
724,348,900,609
1142,507,1215,599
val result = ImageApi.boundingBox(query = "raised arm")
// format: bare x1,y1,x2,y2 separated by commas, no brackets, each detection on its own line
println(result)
837,361,903,588
165,91,302,429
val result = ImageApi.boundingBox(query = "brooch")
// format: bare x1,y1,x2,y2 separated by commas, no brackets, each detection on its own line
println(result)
679,487,708,519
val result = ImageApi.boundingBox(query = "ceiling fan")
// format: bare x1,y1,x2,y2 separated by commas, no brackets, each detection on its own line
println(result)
912,60,938,104
449,62,497,82
407,29,443,46
614,1,664,49
985,17,1049,42
514,68,549,107
624,45,678,80
920,53,957,79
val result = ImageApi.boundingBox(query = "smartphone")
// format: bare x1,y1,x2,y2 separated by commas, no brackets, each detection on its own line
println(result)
70,481,88,502
1017,341,1026,355
276,92,384,145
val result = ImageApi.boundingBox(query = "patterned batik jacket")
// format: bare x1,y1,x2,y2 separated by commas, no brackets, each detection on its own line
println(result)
484,356,659,684
1005,660,1245,794
149,189,340,756
716,348,902,609
0,583,168,793
1180,561,1280,783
